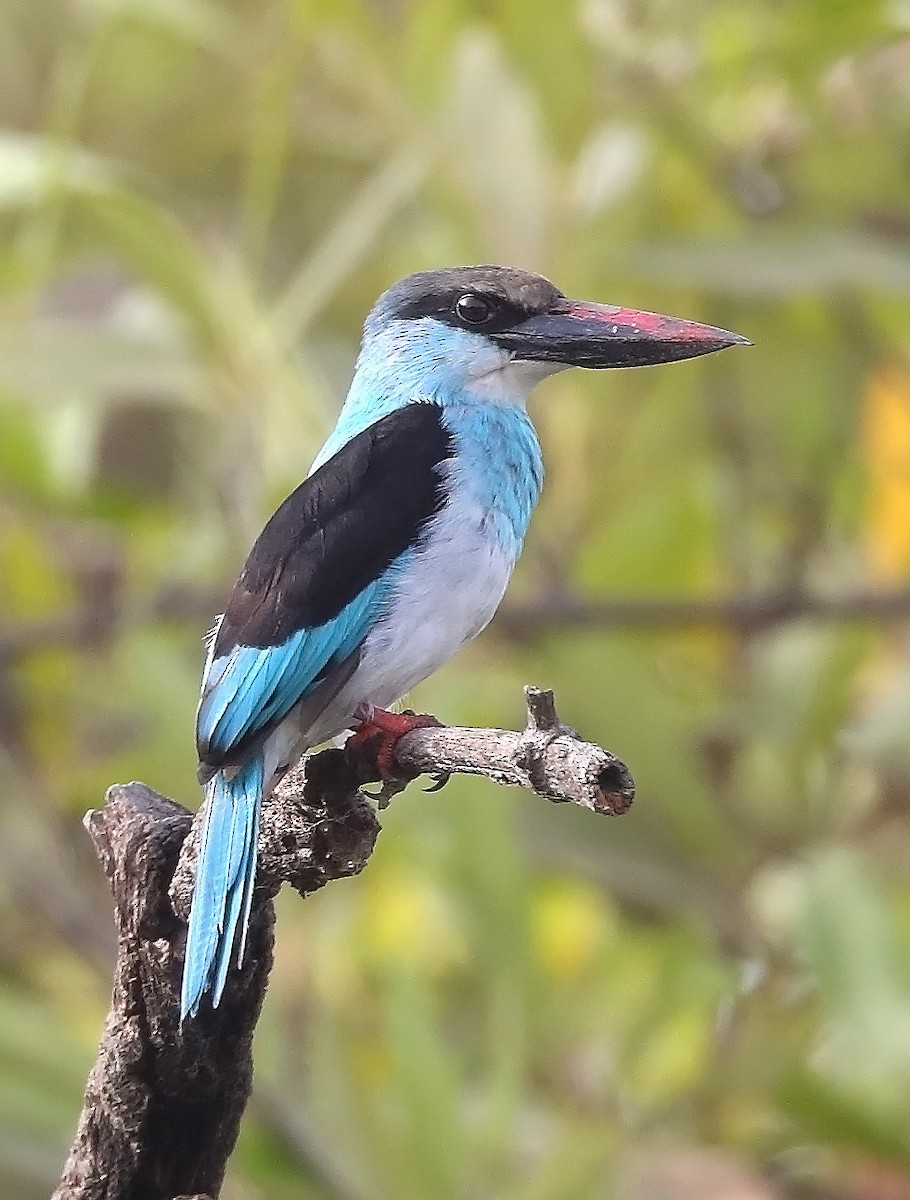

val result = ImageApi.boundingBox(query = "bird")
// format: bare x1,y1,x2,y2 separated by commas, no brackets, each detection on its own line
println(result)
181,265,748,1019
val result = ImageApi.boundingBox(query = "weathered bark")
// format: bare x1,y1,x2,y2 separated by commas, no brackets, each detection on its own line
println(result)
55,688,633,1200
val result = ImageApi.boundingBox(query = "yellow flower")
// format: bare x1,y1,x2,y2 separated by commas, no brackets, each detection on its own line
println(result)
862,365,910,581
361,870,467,977
533,878,615,982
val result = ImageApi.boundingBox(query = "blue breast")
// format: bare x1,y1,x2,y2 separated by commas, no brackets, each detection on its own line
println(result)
441,404,543,556
311,318,545,555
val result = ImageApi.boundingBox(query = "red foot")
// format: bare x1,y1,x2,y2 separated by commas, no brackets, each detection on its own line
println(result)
346,705,442,780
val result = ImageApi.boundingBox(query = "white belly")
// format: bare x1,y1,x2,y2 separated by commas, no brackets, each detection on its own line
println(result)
302,493,515,747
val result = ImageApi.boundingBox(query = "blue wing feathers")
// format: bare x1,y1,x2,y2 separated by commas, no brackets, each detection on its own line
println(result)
182,581,389,1016
196,580,386,764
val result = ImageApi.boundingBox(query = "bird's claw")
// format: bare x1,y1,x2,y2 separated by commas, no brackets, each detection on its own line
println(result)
361,777,409,809
423,771,451,793
345,706,442,793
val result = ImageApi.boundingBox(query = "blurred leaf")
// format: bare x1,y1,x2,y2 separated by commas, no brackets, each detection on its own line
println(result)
0,320,198,410
438,29,550,264
274,146,429,341
383,971,465,1200
779,1068,910,1167
83,0,239,54
795,850,910,1103
80,187,227,350
0,132,115,210
624,232,910,297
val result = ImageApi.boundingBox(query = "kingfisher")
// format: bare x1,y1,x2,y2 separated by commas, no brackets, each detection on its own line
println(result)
181,265,747,1018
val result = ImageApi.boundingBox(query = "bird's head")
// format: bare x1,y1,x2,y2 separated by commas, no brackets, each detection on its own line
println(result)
359,265,749,405
311,266,749,472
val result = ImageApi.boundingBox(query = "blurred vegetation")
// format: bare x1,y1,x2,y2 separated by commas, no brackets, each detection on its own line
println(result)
2,0,910,1197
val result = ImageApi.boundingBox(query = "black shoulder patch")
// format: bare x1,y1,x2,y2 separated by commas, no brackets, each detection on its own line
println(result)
213,404,454,652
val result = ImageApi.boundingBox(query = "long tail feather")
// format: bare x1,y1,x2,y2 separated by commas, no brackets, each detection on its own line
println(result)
181,754,264,1020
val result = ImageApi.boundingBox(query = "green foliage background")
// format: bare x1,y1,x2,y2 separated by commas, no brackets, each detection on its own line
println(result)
2,1,910,1196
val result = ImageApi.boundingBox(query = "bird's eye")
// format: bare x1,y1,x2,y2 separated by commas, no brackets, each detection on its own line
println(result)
455,293,495,325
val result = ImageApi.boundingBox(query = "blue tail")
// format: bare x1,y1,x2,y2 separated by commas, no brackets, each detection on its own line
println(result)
180,753,264,1020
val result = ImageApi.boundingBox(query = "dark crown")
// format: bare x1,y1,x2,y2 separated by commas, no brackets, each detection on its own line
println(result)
366,266,563,335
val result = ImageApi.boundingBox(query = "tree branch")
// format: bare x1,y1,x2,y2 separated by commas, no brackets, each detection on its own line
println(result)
0,581,222,663
55,687,633,1200
496,585,910,637
4,582,910,668
391,686,633,813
